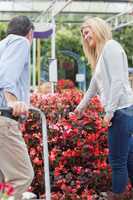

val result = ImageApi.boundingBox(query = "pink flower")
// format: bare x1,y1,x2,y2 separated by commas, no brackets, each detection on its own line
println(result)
30,147,36,157
0,183,14,197
33,157,43,166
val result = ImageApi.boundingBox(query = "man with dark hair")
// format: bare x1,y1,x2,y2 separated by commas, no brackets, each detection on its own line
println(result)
7,15,34,37
0,16,34,199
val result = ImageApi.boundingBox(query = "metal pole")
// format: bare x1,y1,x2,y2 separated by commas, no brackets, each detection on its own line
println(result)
53,0,73,18
34,0,57,23
30,108,51,200
51,17,56,60
51,10,56,93
40,110,51,200
37,39,41,86
33,39,36,89
0,107,51,200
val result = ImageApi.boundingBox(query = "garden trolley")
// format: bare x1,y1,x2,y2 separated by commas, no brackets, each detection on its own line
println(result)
0,107,51,200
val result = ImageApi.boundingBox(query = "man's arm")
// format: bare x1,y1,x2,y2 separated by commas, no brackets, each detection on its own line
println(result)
0,38,30,116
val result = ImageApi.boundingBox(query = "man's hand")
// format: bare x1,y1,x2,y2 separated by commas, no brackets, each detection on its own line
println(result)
8,101,29,117
4,91,28,117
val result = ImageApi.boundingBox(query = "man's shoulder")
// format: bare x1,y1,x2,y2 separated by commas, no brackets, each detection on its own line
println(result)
0,36,8,45
6,34,30,47
0,37,9,55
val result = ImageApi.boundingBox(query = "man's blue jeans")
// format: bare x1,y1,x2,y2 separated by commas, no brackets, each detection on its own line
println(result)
108,105,133,193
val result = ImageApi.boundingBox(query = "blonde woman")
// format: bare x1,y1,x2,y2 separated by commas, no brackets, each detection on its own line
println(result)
72,17,133,199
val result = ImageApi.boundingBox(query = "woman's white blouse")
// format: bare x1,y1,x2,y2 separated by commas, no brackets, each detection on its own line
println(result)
76,39,133,119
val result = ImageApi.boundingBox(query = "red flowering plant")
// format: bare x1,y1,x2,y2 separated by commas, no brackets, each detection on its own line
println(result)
21,88,132,199
56,79,75,92
0,183,14,200
21,88,110,199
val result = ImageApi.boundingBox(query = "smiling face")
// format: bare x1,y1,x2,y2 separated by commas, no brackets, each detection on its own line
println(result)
81,26,96,49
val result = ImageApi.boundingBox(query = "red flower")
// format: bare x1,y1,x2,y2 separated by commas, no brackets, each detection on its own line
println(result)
30,147,36,157
33,157,43,166
69,113,78,122
50,148,58,162
54,167,60,177
4,183,14,196
0,183,14,197
0,182,4,191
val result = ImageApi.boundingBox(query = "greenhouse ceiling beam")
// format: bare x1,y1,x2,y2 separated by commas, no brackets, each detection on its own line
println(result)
0,12,40,22
0,1,130,14
43,0,131,1
0,10,40,14
35,0,73,23
60,11,118,15
107,7,133,30
0,1,132,22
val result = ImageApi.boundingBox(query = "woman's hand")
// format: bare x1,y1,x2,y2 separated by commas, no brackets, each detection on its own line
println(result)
69,109,82,119
103,115,112,127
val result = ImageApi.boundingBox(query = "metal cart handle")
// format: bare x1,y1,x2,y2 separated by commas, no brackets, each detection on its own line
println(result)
0,107,51,200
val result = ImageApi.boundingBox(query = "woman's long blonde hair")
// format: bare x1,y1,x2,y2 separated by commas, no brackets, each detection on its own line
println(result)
81,17,112,70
